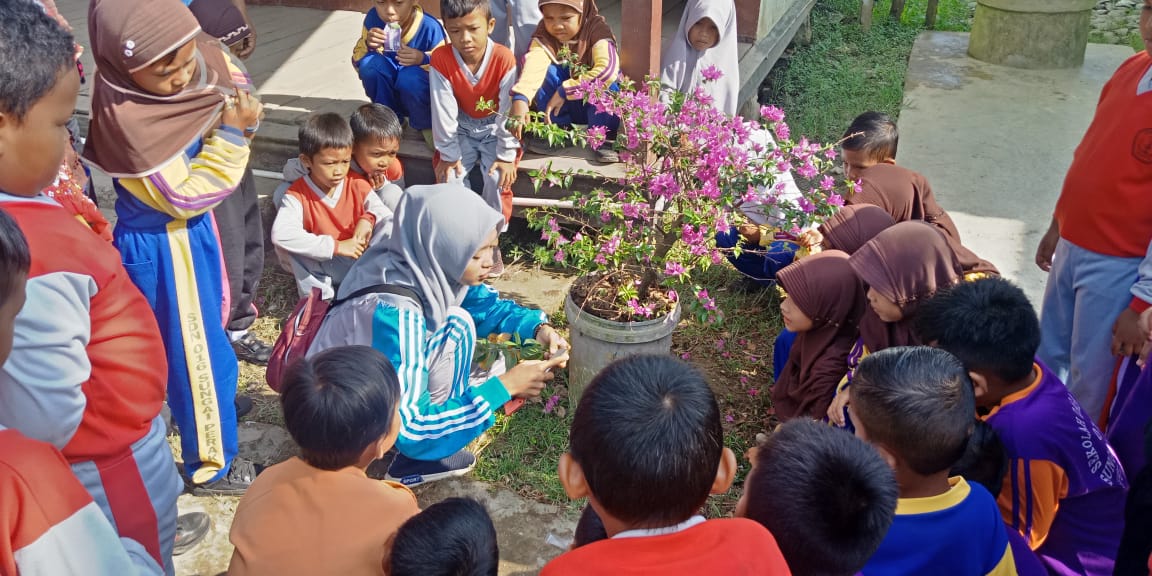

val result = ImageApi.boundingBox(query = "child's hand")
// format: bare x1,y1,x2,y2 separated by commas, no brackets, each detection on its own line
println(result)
221,89,263,133
1035,218,1059,272
499,358,562,398
490,160,517,189
369,170,389,190
396,45,425,66
366,27,387,50
826,389,850,427
352,218,373,246
543,90,566,124
736,223,761,245
336,238,365,259
798,228,823,249
1112,307,1148,357
508,100,529,139
435,159,464,183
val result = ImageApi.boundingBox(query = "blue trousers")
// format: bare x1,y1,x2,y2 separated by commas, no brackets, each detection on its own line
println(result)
715,227,798,287
358,53,433,130
773,329,797,381
534,63,619,132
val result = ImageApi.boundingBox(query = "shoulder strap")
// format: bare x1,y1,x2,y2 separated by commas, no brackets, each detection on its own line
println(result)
335,283,422,307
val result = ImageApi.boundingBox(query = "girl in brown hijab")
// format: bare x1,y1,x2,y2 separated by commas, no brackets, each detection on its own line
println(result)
773,251,866,421
826,222,965,426
817,204,896,255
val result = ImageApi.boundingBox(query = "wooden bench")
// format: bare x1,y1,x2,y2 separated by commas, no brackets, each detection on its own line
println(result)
861,0,940,32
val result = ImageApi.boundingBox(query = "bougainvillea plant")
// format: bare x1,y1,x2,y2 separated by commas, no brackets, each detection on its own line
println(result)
519,66,857,323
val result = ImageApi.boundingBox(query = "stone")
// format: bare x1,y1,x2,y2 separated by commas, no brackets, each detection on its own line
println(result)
970,0,1098,69
1101,31,1120,42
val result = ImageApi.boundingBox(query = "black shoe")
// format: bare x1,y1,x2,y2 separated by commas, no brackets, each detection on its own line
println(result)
594,147,620,164
232,332,272,366
189,458,264,496
235,395,254,419
385,450,476,487
173,512,210,556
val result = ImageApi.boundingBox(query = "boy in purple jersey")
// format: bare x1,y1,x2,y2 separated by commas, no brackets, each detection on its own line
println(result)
917,277,1129,575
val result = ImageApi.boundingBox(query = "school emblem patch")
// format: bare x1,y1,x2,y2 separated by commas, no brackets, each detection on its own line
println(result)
1133,128,1152,164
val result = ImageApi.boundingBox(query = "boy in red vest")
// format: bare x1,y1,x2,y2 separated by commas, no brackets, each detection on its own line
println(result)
430,0,520,224
271,113,391,300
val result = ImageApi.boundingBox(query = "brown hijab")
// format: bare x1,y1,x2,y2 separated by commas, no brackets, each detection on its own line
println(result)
773,251,865,421
848,164,998,275
818,204,896,255
83,0,240,178
848,221,963,351
532,0,616,67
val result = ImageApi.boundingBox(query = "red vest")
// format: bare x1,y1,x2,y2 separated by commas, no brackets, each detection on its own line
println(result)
284,176,376,242
430,43,516,119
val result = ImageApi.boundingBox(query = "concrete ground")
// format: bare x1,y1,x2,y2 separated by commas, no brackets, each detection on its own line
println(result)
897,32,1136,306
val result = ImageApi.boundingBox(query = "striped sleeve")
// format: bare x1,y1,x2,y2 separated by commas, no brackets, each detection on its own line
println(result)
116,128,250,220
562,40,618,95
462,284,547,341
998,459,1069,549
512,41,554,102
371,303,511,461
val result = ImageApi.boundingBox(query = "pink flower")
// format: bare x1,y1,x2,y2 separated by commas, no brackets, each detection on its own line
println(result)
797,161,818,180
604,235,621,255
600,210,611,223
664,261,686,276
852,180,863,195
760,105,786,123
820,175,836,191
748,388,759,397
543,395,560,414
715,339,726,350
700,65,724,82
554,250,565,262
667,289,679,302
824,148,838,160
622,203,642,219
739,376,748,385
828,193,844,207
586,125,607,150
798,198,816,214
680,352,691,360
594,253,608,265
774,122,791,141
628,298,654,318
725,414,735,423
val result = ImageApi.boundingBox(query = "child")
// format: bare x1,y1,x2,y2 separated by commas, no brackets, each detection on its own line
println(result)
271,113,391,299
432,0,520,224
660,0,739,115
83,0,264,495
848,347,1018,575
1035,2,1152,423
772,250,865,421
352,0,447,144
826,221,964,426
916,277,1128,575
737,419,899,576
490,0,542,62
351,103,406,195
542,355,792,574
816,204,895,255
0,2,184,572
228,345,420,575
509,0,621,163
389,497,499,576
310,184,567,485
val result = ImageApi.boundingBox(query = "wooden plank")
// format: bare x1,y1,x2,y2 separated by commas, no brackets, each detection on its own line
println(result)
737,0,817,108
734,0,760,43
620,0,662,81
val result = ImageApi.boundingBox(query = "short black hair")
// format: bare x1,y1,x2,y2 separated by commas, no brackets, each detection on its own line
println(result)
950,420,1007,498
349,103,402,145
569,355,723,528
852,346,975,476
842,111,899,162
0,0,75,121
279,345,400,471
745,420,898,576
915,277,1040,383
0,209,30,302
572,505,607,549
298,112,353,156
390,498,498,576
440,0,490,20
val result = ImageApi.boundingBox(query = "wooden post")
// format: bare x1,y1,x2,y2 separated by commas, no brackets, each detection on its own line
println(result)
890,0,907,20
620,0,662,82
925,0,939,29
861,0,874,32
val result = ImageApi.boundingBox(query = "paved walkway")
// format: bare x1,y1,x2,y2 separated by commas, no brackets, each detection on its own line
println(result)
898,32,1135,306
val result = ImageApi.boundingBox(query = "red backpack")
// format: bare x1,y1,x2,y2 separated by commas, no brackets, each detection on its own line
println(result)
265,284,420,392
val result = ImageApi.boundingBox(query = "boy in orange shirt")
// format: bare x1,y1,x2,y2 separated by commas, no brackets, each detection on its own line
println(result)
542,355,792,575
228,346,420,575
271,113,392,299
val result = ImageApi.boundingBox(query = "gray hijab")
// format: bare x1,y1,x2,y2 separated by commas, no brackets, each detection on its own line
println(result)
338,184,504,329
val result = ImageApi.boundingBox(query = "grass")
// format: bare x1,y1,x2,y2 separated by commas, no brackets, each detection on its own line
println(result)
762,0,973,144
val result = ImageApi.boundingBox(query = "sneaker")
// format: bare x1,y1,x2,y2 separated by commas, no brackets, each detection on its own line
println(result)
189,458,264,496
235,395,254,419
594,147,620,164
231,332,272,366
385,450,476,487
173,512,210,556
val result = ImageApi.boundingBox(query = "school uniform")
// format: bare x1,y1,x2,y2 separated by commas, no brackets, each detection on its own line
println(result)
430,41,519,222
352,6,447,131
490,0,541,62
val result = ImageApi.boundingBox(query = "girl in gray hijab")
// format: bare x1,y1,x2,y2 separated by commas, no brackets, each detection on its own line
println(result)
310,184,568,485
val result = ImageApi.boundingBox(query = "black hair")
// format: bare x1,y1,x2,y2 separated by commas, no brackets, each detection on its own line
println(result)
915,277,1040,384
950,420,1008,498
842,111,899,162
298,112,354,156
390,498,498,576
572,505,607,549
440,0,490,21
0,0,75,122
569,354,723,528
852,346,975,476
349,103,403,145
745,420,898,576
0,209,30,302
279,345,400,471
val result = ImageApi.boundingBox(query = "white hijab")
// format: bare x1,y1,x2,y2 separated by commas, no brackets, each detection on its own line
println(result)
338,184,504,329
660,0,740,116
